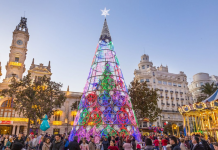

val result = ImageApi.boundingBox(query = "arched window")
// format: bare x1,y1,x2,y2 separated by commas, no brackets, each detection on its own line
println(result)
0,99,15,117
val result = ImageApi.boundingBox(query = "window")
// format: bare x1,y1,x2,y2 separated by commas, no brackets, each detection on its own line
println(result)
158,80,162,84
143,58,145,60
15,57,19,62
54,114,60,121
173,83,177,86
178,84,181,87
153,72,155,76
0,100,15,117
140,79,144,83
143,122,147,127
142,65,145,69
163,81,167,85
146,57,147,60
200,82,204,86
146,79,149,82
162,115,164,118
168,82,172,86
196,83,198,87
168,115,170,118
147,65,149,68
153,79,155,83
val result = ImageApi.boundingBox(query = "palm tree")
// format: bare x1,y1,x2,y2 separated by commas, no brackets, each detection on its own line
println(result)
196,82,218,102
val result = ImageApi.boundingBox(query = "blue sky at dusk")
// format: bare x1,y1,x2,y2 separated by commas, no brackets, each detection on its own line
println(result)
0,0,218,92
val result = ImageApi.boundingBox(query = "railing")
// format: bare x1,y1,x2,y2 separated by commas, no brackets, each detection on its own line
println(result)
165,90,168,92
167,103,170,106
176,98,179,100
180,92,183,94
175,91,178,93
170,91,174,93
53,121,62,125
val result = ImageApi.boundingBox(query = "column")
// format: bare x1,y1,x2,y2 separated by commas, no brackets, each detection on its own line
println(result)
16,125,20,135
12,125,16,135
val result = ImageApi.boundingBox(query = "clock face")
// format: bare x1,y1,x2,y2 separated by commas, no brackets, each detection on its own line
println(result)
17,40,23,45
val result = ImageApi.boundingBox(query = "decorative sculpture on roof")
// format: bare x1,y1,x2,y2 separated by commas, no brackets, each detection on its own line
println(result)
16,17,28,32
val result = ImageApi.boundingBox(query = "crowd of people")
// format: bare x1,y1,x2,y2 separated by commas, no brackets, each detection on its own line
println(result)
0,132,218,150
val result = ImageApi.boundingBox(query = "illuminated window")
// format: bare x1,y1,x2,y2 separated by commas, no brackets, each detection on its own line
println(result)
15,57,19,62
0,100,15,117
54,114,60,121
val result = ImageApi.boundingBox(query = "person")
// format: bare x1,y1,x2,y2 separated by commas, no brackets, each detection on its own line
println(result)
69,136,80,150
161,137,168,150
64,136,69,150
184,137,190,150
5,137,13,150
195,134,211,150
180,138,188,150
39,136,45,150
208,138,215,150
123,139,132,150
102,137,109,150
42,138,51,150
191,135,204,150
118,136,123,150
11,142,23,150
108,134,111,143
89,138,96,150
14,133,24,147
131,137,136,150
177,138,181,146
79,138,84,145
80,139,89,150
32,134,39,149
153,138,159,150
108,140,119,150
144,138,153,150
213,143,218,150
136,143,141,150
49,134,64,150
25,137,31,150
169,136,181,150
2,135,9,150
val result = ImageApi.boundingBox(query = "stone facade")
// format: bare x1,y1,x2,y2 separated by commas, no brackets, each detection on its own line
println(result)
189,73,218,102
0,17,82,135
134,54,193,128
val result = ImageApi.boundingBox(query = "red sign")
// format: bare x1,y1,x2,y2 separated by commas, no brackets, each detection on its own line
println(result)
0,121,13,124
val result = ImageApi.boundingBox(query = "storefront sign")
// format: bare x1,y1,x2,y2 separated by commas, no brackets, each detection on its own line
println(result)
0,121,13,124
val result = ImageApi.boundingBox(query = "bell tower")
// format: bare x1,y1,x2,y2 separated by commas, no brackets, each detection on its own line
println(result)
5,17,29,79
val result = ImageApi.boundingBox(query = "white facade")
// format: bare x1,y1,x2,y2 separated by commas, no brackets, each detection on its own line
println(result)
134,54,192,128
189,73,218,102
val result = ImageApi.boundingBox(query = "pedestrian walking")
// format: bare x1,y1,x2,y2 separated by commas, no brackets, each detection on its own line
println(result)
49,134,64,150
42,138,51,150
69,136,80,150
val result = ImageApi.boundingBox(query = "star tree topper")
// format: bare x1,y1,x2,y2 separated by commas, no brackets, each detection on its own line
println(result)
101,7,110,18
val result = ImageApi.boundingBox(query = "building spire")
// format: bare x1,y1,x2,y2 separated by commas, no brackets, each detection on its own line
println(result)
47,61,51,72
99,18,112,42
31,58,34,65
67,85,69,92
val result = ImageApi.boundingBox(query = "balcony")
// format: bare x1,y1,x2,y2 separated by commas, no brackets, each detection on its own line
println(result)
181,98,184,101
171,97,174,100
53,121,62,125
161,103,165,106
180,92,183,94
167,103,170,107
165,90,168,92
170,91,173,93
175,91,178,94
160,96,164,99
176,98,179,100
159,89,163,92
166,96,169,100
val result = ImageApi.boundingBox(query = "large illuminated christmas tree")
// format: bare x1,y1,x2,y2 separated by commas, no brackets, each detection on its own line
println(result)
69,10,141,143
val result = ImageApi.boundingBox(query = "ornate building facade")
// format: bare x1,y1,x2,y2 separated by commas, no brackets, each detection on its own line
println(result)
134,54,193,130
0,17,81,135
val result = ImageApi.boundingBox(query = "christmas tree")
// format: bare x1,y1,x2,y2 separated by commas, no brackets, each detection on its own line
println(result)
69,18,141,143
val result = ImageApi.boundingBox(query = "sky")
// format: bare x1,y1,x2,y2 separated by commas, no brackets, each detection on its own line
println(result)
0,0,218,92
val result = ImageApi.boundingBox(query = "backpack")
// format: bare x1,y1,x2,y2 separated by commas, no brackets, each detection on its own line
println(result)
65,140,69,148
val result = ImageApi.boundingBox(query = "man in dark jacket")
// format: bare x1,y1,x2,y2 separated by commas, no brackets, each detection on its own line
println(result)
191,136,204,150
14,133,25,147
195,134,211,150
50,134,64,150
69,136,80,150
169,136,181,150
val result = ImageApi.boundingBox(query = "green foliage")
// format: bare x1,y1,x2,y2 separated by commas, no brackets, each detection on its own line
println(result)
197,82,218,102
1,73,66,135
71,101,80,110
128,80,161,122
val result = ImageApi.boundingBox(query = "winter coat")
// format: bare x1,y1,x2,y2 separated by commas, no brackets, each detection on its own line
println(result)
200,139,211,150
144,145,154,150
192,143,204,150
89,142,96,150
49,139,64,150
69,140,80,150
171,144,181,150
180,143,188,150
131,140,136,150
102,141,109,150
14,138,24,147
42,142,51,150
123,143,132,150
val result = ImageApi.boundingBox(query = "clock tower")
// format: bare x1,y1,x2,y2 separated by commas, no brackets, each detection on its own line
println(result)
5,17,29,80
